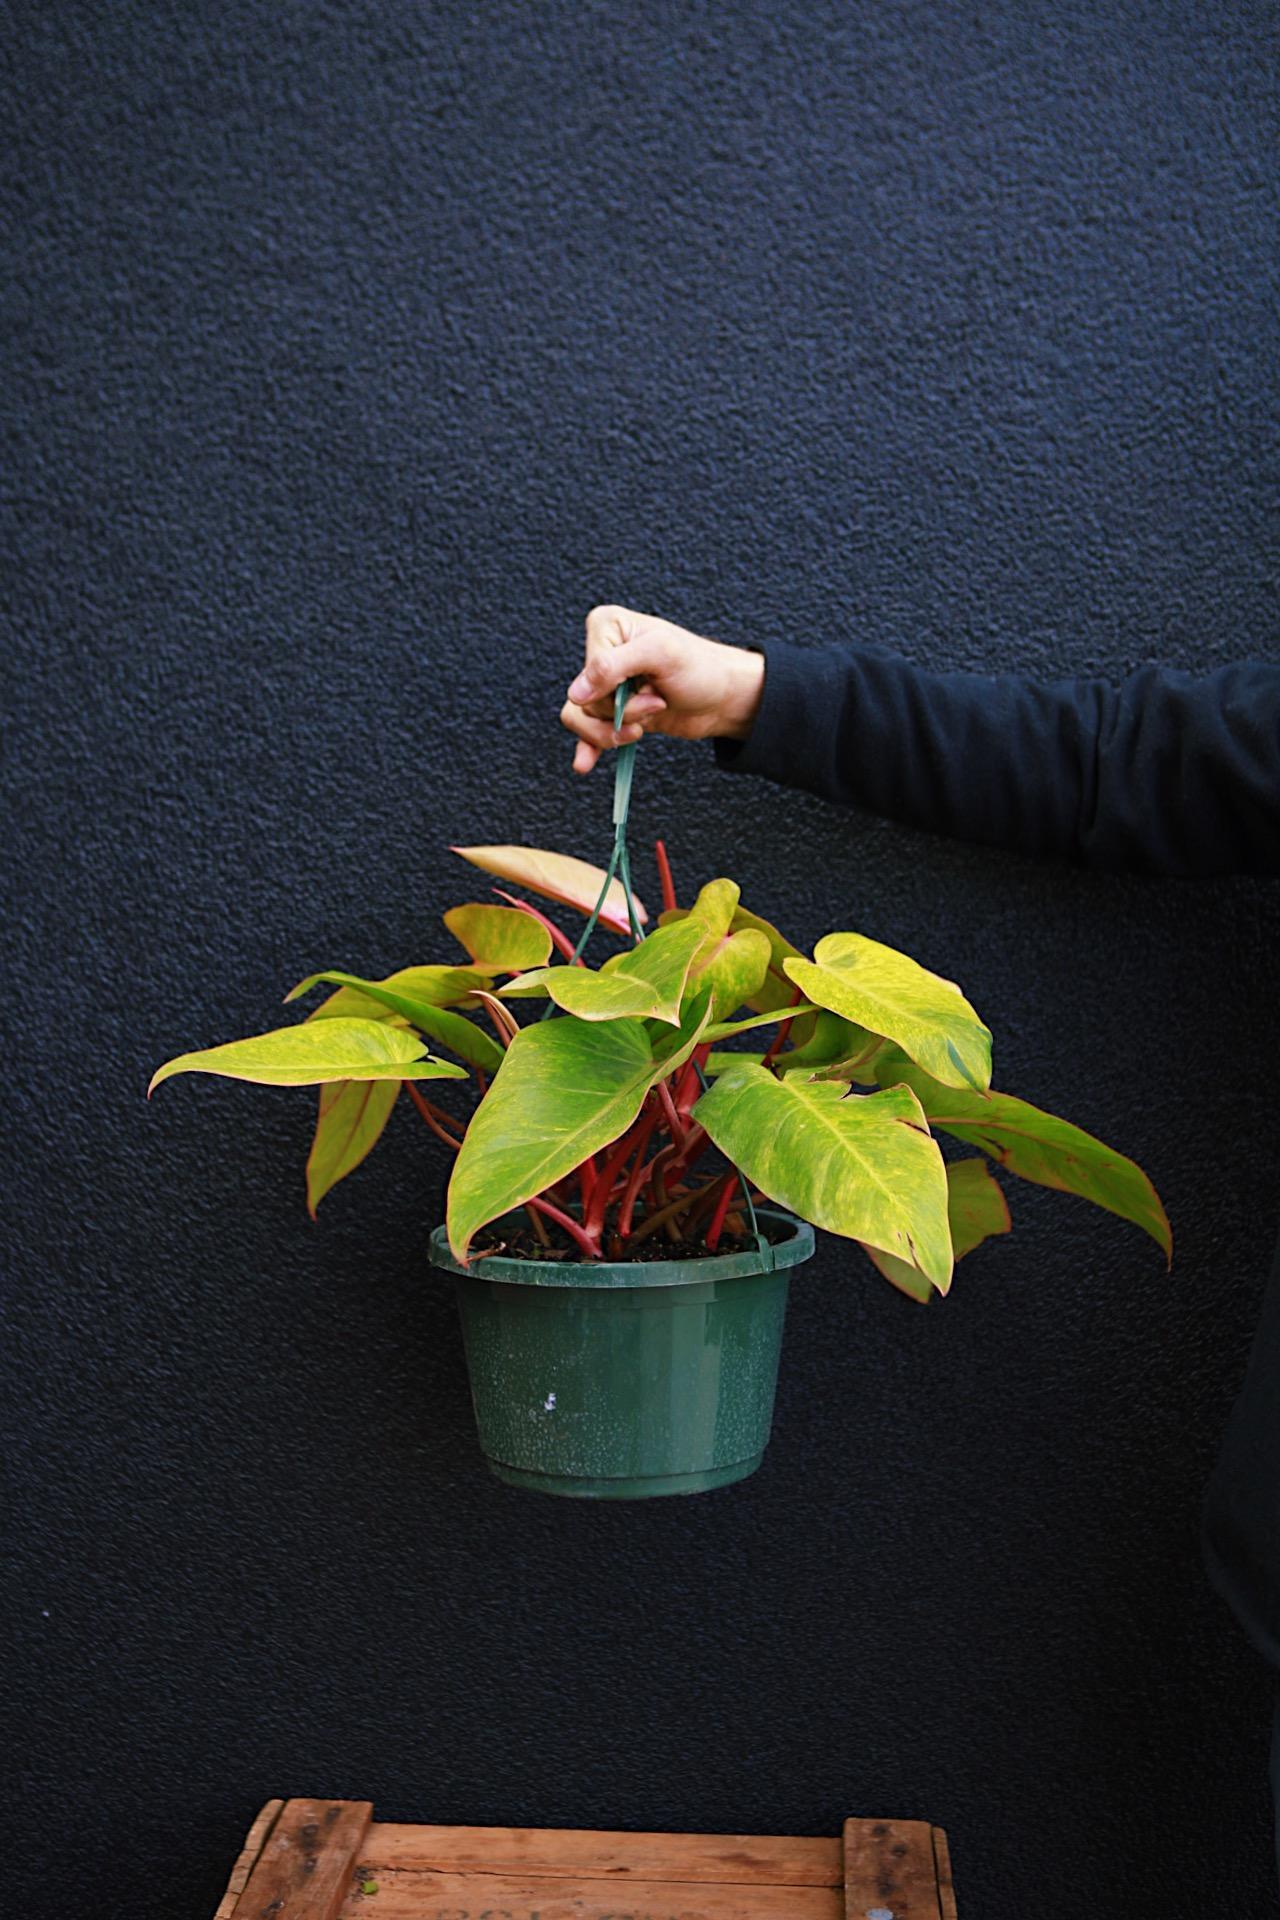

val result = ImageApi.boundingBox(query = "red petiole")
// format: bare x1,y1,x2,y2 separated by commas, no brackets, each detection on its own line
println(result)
492,889,585,965
654,839,677,914
704,1173,740,1251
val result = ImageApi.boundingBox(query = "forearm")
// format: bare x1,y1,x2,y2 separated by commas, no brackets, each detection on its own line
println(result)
714,641,1280,877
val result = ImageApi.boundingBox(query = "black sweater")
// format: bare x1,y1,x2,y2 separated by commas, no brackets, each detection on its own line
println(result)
716,640,1280,1669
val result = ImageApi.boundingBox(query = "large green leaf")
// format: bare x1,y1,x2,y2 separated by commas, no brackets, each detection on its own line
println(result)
873,1049,1171,1259
599,916,707,1022
785,932,992,1092
452,844,647,935
447,1014,708,1261
861,1157,1012,1302
443,904,552,972
287,971,503,1074
149,1018,468,1093
306,963,497,1018
305,1078,400,1217
693,1063,953,1290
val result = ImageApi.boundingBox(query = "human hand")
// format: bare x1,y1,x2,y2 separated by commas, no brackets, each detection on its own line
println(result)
561,605,765,774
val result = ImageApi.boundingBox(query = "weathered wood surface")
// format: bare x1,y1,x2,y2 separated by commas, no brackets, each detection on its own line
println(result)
932,1825,958,1920
229,1798,372,1920
843,1818,952,1920
214,1801,284,1920
217,1801,955,1917
364,1823,843,1885
336,1867,842,1919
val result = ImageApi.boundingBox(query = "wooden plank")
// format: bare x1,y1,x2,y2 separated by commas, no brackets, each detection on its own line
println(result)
931,1827,957,1920
842,1819,942,1920
336,1865,842,1919
214,1801,285,1919
233,1798,372,1920
363,1824,843,1887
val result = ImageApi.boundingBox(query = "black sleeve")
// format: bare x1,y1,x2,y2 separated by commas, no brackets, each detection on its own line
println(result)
713,641,1280,878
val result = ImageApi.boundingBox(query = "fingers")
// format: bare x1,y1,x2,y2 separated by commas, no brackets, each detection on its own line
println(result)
624,688,667,719
559,698,646,775
584,688,667,726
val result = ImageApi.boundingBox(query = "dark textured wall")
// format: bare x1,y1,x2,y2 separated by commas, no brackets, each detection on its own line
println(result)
5,3,1279,1914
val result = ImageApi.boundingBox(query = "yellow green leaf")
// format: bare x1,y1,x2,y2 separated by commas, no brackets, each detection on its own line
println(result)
785,932,992,1092
305,964,497,1019
305,1079,400,1216
501,918,707,1026
287,971,503,1073
693,1063,952,1291
874,1048,1170,1260
446,1013,708,1261
443,904,552,972
860,1157,1012,1301
731,903,810,1013
149,1018,467,1094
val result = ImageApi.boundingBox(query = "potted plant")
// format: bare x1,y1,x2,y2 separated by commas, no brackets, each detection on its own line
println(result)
150,837,1169,1499
150,779,1174,1497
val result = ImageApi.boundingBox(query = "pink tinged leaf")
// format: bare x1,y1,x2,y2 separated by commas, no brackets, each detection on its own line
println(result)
452,844,647,935
873,1047,1171,1264
306,1078,400,1217
945,1155,1012,1260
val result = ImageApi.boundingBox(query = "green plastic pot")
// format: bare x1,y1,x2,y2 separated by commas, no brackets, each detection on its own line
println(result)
428,1208,815,1499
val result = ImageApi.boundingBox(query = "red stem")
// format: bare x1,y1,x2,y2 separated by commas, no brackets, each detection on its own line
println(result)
615,1106,663,1238
654,840,677,914
762,986,804,1068
655,1077,686,1147
492,889,585,965
579,1152,602,1213
527,1193,601,1259
704,1173,740,1251
663,1123,710,1184
472,990,518,1046
674,1043,710,1116
405,1081,465,1150
587,1123,644,1238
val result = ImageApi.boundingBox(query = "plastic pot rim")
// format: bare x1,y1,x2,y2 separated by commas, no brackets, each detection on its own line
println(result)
428,1206,815,1290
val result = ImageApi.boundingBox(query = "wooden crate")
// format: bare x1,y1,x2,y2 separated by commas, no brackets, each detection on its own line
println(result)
214,1797,957,1919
